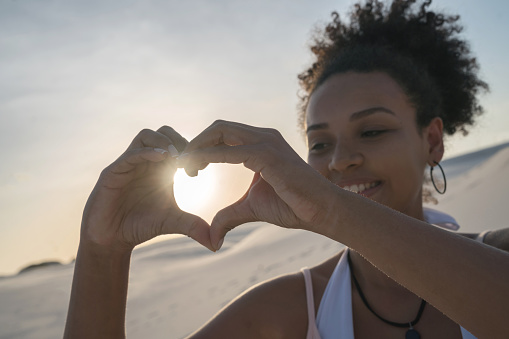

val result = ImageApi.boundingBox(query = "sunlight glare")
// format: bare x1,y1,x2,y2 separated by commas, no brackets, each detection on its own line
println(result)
173,167,217,216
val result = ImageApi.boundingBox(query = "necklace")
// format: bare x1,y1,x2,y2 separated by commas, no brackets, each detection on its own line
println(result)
347,252,427,339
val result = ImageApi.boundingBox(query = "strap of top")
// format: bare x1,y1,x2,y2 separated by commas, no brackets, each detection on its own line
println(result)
475,230,490,243
300,268,321,339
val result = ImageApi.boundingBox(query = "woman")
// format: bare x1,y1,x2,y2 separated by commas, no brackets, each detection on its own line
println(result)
64,1,509,338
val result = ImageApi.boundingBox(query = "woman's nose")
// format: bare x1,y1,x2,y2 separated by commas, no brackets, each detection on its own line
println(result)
328,143,363,172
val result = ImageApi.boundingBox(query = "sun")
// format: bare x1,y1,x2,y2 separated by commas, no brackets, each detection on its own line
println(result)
173,166,217,217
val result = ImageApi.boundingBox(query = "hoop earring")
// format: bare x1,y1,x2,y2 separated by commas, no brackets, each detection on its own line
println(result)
430,161,447,194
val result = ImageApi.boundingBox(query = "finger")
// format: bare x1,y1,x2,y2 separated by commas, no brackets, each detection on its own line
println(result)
209,173,261,250
109,147,171,174
184,120,276,153
101,147,174,188
210,201,256,251
156,125,189,153
178,144,263,173
127,128,174,152
184,161,209,177
162,211,214,252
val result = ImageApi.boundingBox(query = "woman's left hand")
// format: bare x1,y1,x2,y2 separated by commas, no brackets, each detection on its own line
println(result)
177,120,337,250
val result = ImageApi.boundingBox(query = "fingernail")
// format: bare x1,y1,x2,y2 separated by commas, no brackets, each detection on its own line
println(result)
168,144,179,157
154,148,168,154
216,238,224,251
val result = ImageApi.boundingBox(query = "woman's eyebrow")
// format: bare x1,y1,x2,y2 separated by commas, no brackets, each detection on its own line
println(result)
306,107,395,133
350,106,395,121
306,123,328,133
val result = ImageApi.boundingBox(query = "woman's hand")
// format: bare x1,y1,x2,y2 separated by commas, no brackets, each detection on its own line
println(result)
177,120,337,250
81,126,214,252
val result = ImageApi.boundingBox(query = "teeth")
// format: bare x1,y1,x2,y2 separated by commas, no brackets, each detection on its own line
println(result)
342,182,378,194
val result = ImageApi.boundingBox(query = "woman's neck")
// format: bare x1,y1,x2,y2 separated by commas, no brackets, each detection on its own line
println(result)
349,249,425,323
348,206,426,317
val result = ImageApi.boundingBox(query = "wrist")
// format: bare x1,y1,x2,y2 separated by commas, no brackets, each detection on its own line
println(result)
79,222,135,254
77,240,133,271
303,174,345,237
66,239,132,339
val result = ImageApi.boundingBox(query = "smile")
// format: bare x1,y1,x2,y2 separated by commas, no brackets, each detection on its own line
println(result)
341,181,381,194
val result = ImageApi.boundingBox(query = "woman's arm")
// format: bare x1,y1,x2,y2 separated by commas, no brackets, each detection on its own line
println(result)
64,126,214,339
320,190,509,339
179,120,509,339
64,243,131,338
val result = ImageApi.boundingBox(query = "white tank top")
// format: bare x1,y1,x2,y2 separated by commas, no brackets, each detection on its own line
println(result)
301,209,482,339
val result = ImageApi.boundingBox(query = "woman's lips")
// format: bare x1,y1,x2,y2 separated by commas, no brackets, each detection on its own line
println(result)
339,181,382,197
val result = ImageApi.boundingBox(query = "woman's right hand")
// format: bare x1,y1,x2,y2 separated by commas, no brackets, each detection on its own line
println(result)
80,126,214,253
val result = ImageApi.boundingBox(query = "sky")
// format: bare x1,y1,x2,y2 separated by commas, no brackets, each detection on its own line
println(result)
0,0,508,276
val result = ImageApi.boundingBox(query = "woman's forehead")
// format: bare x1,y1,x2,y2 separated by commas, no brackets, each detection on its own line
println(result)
306,71,413,127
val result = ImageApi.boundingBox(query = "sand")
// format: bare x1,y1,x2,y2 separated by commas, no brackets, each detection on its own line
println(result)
1,144,507,339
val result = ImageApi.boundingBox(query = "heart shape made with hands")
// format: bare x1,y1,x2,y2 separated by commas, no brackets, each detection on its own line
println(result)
172,163,253,224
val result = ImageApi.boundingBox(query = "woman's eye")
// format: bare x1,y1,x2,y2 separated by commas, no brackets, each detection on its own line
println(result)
309,143,329,151
361,130,386,138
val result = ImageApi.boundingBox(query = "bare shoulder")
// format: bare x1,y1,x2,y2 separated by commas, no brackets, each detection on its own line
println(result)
187,270,310,339
188,251,344,339
461,229,509,252
484,228,509,252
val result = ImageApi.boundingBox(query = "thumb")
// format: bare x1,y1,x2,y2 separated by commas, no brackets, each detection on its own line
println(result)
210,172,263,251
162,211,214,251
210,201,256,251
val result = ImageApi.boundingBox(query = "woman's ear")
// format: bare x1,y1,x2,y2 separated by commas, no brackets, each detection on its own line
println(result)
425,117,444,165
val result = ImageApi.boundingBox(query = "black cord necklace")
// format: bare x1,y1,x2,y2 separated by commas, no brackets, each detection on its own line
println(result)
347,252,427,339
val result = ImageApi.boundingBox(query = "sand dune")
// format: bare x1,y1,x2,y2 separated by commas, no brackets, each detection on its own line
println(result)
429,146,509,233
0,144,507,339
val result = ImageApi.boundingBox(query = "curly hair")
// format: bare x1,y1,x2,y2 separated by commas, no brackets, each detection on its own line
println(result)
298,0,488,136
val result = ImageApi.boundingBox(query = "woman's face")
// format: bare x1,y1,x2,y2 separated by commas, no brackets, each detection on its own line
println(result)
305,72,443,218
